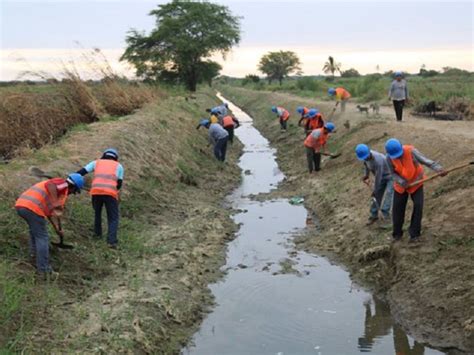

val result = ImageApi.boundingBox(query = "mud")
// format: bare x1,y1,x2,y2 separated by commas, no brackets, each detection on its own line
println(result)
218,86,474,353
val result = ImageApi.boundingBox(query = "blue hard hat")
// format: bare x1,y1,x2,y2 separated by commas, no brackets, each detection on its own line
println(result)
296,106,305,114
394,71,403,77
325,122,335,132
355,144,370,161
199,119,210,127
67,173,85,191
385,138,403,159
211,107,220,115
271,106,277,113
104,148,118,159
305,108,319,118
328,88,336,96
223,102,229,108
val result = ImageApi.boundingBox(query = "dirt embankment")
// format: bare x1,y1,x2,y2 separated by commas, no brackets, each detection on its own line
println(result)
219,86,474,353
0,91,241,353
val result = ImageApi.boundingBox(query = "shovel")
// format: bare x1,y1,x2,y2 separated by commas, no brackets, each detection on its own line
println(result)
364,180,383,220
407,160,474,188
48,216,74,249
29,166,90,192
321,152,342,159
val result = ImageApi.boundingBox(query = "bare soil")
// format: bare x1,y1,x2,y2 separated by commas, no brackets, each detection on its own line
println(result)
219,86,474,353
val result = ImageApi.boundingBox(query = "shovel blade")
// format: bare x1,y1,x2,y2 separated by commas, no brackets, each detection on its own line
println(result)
51,242,74,249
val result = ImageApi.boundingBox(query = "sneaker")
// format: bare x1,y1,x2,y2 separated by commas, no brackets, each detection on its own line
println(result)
392,236,402,242
108,243,118,250
382,213,391,220
409,237,421,243
366,216,379,225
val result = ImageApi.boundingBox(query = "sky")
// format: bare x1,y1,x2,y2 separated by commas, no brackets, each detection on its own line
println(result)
1,0,473,80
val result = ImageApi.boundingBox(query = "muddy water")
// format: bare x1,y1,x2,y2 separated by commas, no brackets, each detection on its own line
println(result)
183,96,445,355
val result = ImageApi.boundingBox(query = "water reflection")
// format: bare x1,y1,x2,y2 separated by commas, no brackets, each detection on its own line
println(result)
359,296,427,354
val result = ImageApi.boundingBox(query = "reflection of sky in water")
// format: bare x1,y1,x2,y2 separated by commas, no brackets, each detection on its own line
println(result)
182,96,445,355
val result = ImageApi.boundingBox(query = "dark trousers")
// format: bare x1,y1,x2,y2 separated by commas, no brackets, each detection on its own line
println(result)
280,118,287,130
306,147,321,173
92,195,119,245
224,126,234,144
393,100,405,121
392,186,423,239
16,208,51,272
214,136,228,162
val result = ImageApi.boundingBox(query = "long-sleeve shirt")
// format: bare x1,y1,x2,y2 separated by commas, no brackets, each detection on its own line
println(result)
387,148,442,187
388,80,409,101
363,150,392,191
77,159,124,189
208,123,229,145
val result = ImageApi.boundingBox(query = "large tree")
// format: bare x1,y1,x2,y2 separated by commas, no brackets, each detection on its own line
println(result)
322,56,342,77
258,51,301,85
121,0,240,91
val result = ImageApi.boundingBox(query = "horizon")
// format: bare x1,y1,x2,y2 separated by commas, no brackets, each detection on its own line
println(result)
1,0,473,80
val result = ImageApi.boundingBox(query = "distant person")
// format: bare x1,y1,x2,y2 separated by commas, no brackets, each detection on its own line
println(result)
77,148,124,249
15,173,84,275
328,87,351,112
271,106,290,131
355,144,394,225
303,122,335,173
388,71,409,122
203,119,229,162
297,106,310,127
205,108,220,124
302,108,325,136
385,138,446,242
221,115,240,144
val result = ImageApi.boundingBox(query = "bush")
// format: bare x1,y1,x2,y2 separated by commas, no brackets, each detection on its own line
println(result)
340,68,361,78
296,77,320,91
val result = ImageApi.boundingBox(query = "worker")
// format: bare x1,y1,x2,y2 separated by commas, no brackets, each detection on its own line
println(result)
385,138,446,242
355,144,394,225
388,71,409,122
208,102,228,122
203,119,229,162
302,108,325,135
297,106,310,127
77,148,124,248
328,87,351,112
221,115,240,144
271,106,290,131
303,122,335,173
15,173,85,275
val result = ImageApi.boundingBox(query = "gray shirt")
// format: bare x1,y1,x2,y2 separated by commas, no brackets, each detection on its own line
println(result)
208,123,229,145
388,79,409,101
387,148,443,187
363,150,392,191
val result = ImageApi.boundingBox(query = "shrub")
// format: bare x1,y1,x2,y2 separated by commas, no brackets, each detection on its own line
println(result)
296,77,320,91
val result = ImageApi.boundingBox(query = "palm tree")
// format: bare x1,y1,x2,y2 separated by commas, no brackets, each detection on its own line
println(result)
322,56,342,77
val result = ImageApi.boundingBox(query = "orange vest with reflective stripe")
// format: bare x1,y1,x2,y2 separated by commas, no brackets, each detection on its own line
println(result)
222,115,234,128
15,180,68,217
336,87,351,100
91,159,119,199
391,145,425,194
304,128,328,151
307,114,324,130
279,107,290,121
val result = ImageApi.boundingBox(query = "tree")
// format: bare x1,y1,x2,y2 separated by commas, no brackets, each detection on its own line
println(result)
322,56,342,77
242,74,260,85
258,51,301,85
340,68,360,78
120,0,240,91
198,61,222,87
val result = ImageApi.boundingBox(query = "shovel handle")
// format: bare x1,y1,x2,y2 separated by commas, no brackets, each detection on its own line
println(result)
407,161,474,188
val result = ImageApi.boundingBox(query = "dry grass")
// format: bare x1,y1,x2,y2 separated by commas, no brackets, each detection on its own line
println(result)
0,49,160,159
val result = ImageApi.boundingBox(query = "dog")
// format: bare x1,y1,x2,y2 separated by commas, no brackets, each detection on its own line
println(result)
356,105,369,115
369,103,380,115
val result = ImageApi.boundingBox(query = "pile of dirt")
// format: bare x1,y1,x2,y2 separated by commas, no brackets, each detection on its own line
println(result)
220,86,474,352
0,91,242,352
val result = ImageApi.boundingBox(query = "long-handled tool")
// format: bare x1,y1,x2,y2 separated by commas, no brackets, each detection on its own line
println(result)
321,151,342,159
48,216,74,249
407,160,474,188
29,166,90,192
364,180,382,219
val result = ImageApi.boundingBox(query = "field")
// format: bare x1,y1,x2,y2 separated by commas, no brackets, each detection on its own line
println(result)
221,71,474,119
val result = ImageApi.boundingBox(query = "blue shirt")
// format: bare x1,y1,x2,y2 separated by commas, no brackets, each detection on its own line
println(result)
208,123,229,145
84,160,124,180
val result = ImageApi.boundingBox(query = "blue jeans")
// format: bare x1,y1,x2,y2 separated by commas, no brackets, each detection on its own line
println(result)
214,136,228,162
370,178,394,218
16,207,52,272
92,195,119,245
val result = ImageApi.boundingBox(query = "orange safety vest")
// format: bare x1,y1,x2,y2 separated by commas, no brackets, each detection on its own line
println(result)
91,159,119,199
304,128,328,151
307,114,324,130
279,107,290,121
391,145,425,194
15,180,68,218
222,115,234,128
336,87,351,100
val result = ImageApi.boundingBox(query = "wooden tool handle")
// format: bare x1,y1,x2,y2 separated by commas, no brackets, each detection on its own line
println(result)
407,161,474,188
